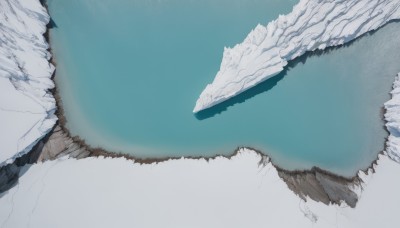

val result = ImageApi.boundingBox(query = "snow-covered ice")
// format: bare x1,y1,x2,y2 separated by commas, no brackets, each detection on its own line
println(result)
0,0,56,165
0,149,399,228
385,73,400,162
194,0,400,113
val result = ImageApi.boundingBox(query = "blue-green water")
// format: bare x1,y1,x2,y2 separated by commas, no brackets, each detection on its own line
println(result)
48,0,400,177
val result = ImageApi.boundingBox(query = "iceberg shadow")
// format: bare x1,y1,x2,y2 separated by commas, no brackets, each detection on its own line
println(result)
194,50,324,120
194,72,285,120
194,20,400,121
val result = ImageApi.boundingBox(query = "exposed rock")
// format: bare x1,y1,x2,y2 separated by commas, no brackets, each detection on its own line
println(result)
0,124,90,194
0,163,19,193
277,168,359,208
37,125,90,162
316,172,358,207
0,132,48,193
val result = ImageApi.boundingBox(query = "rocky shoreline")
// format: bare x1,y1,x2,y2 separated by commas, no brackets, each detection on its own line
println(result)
45,80,369,208
1,115,371,207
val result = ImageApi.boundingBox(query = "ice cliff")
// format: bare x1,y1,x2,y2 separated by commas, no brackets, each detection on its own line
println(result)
385,73,400,162
193,0,400,113
0,0,56,165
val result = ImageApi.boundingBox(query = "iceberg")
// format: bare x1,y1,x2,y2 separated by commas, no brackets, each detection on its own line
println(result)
0,0,56,165
193,0,400,113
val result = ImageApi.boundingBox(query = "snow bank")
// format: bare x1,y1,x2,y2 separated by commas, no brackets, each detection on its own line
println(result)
0,0,56,165
0,149,399,228
194,0,400,112
385,73,400,162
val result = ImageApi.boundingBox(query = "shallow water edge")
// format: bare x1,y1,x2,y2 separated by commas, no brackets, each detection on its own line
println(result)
45,44,384,208
12,0,392,208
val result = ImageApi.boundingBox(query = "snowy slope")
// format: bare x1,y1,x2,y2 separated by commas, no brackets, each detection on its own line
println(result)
0,0,56,165
385,73,400,162
0,149,399,228
194,0,400,112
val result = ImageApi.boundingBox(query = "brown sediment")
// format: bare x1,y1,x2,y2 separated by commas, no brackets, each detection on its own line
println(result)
42,77,388,208
4,0,391,208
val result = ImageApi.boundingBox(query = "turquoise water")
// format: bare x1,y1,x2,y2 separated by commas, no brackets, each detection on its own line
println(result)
48,0,400,177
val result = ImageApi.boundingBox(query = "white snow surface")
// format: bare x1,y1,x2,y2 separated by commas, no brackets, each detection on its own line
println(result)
0,149,399,228
0,0,56,165
385,73,400,162
193,0,400,112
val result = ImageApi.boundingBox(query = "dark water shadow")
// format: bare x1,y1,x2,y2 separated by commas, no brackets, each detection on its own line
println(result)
195,20,400,120
47,17,58,29
40,0,58,29
195,73,285,120
0,134,49,197
194,48,331,120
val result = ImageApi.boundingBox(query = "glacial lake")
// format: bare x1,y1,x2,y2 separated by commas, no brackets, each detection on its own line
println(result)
48,0,400,177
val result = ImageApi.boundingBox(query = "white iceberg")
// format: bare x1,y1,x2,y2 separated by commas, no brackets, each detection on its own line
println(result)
194,0,400,113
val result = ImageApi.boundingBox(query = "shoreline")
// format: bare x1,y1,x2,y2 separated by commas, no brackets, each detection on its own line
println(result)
45,43,381,208
27,0,391,208
47,21,390,179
